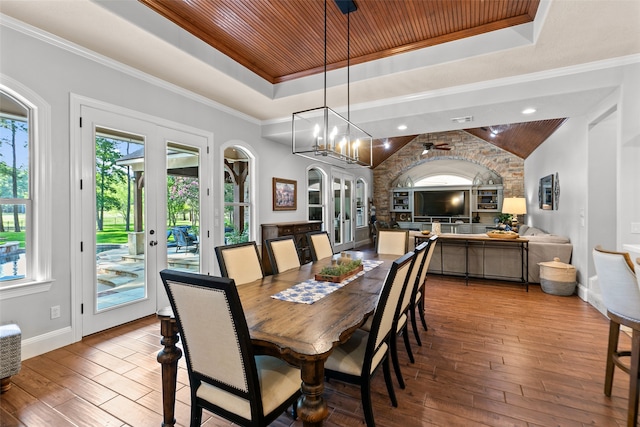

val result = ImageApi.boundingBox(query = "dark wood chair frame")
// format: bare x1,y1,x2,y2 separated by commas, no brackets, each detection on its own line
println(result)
325,252,415,427
159,270,300,426
411,234,439,344
264,235,301,274
214,241,264,280
306,230,334,262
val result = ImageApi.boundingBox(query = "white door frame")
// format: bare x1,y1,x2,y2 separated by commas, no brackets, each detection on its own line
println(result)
70,95,213,341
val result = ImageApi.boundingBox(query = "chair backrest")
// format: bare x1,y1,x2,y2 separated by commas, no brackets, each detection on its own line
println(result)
215,241,264,285
419,235,439,284
593,246,640,320
265,236,301,274
368,252,415,357
398,242,428,314
159,270,264,420
376,229,409,256
307,231,334,261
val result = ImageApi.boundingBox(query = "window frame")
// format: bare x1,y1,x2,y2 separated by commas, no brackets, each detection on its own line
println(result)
307,167,326,223
0,77,53,299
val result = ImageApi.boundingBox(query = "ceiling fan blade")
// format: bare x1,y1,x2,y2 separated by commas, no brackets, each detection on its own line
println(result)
438,147,452,150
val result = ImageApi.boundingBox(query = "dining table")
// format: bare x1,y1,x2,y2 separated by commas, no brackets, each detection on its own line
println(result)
156,250,397,427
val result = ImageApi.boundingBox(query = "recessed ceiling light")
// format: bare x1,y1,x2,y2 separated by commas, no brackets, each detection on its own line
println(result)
397,124,407,130
522,108,536,115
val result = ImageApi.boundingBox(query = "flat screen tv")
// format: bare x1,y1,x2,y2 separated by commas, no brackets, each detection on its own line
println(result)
414,190,468,217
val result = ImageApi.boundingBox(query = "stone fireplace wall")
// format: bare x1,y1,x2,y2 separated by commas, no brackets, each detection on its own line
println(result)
373,130,524,222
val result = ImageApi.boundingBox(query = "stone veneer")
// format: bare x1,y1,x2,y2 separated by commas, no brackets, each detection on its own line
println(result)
373,130,524,222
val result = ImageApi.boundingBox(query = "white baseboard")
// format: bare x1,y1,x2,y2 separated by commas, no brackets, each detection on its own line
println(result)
20,326,75,360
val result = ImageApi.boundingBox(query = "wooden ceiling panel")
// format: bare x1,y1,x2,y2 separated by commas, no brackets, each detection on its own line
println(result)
138,0,540,83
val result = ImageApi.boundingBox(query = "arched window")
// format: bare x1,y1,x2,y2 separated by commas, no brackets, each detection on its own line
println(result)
0,81,51,294
223,147,251,244
307,168,325,222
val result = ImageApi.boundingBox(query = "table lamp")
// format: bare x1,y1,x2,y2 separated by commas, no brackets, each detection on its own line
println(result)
502,197,527,228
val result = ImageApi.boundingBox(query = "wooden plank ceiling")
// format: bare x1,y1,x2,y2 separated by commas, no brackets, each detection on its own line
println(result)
138,0,564,165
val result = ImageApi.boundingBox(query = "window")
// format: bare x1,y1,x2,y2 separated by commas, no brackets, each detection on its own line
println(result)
224,147,251,244
307,168,324,222
355,178,367,227
0,81,52,296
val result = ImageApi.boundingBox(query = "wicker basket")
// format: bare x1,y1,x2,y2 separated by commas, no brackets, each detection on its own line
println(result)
538,257,576,296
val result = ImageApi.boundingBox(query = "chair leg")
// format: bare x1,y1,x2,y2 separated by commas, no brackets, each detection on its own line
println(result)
605,320,620,396
382,354,398,408
418,297,428,331
361,377,376,427
410,305,422,346
390,329,406,389
190,405,203,427
628,330,640,427
402,324,415,363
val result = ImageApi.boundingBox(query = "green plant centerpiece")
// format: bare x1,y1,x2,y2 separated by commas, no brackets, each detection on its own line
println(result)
315,258,363,283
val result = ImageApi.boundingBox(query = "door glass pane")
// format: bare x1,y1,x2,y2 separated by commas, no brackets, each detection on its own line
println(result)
95,131,146,311
344,179,352,242
166,144,200,272
356,179,365,227
308,168,323,221
334,177,342,245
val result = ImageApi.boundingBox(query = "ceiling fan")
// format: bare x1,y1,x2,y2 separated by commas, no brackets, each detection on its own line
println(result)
422,142,451,154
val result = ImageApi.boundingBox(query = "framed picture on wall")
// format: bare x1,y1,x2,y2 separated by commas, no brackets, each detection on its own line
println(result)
272,177,297,211
539,174,554,210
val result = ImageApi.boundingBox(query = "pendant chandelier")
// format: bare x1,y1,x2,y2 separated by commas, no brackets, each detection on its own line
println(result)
291,0,373,168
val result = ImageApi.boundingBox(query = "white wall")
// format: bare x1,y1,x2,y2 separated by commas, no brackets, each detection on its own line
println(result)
525,62,640,313
0,21,372,357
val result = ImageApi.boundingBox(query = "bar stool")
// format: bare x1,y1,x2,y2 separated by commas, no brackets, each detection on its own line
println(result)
592,246,640,427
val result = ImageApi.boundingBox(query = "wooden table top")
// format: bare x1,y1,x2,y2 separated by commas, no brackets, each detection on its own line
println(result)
236,251,395,364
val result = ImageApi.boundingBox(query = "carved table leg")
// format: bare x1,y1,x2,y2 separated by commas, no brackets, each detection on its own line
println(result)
298,359,329,427
157,311,182,427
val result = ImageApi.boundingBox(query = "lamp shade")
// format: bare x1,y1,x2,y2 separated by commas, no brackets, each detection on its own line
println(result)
502,197,527,215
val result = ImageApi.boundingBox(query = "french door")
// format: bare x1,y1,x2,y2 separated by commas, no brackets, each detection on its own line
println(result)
332,171,355,253
79,105,207,336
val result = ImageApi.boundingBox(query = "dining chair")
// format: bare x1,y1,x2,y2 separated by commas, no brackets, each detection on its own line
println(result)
324,251,415,427
592,246,640,427
215,241,264,286
265,235,301,274
306,230,334,261
159,269,301,427
376,229,409,256
411,235,438,344
389,242,427,388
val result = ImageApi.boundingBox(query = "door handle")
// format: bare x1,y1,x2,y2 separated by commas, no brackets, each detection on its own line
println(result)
149,241,158,246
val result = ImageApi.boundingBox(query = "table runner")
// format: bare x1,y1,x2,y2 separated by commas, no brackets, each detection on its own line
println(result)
271,259,384,304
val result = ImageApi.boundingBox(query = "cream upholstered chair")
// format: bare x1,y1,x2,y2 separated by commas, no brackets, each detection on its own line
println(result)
376,229,409,256
593,246,640,427
265,236,301,274
388,243,425,388
306,231,334,261
325,251,415,427
159,270,301,426
215,241,264,286
411,234,438,345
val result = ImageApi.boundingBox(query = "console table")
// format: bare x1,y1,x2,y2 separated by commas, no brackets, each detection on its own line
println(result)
261,221,323,274
421,233,529,290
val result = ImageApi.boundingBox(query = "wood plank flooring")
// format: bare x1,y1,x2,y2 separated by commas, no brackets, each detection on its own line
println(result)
0,273,634,426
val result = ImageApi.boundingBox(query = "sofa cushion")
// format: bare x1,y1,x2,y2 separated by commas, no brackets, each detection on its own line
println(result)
518,225,529,235
523,227,546,236
526,234,571,244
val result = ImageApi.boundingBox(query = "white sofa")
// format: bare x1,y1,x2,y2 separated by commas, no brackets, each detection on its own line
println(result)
411,225,573,284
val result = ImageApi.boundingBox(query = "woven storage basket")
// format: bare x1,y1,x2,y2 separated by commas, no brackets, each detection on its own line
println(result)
538,257,576,296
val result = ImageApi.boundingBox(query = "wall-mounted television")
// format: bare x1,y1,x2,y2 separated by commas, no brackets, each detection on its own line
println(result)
414,190,468,217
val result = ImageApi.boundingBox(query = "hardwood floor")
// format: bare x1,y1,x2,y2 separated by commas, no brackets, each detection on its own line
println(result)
0,273,634,426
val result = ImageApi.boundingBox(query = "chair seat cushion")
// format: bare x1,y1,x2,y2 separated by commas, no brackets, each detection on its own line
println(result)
395,313,407,333
325,329,388,376
196,355,300,420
